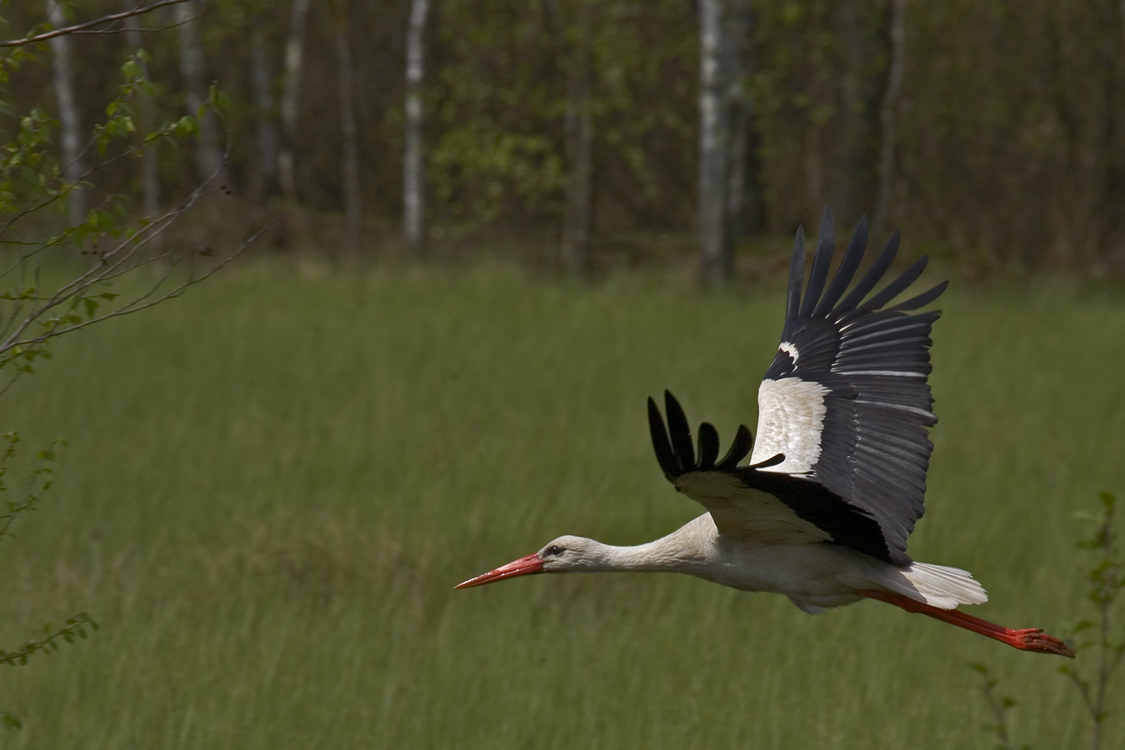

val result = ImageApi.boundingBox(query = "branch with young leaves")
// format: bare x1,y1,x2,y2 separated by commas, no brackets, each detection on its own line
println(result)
1059,492,1124,750
971,492,1124,750
0,432,62,543
971,662,1029,750
0,614,98,732
0,613,98,730
0,4,257,733
0,615,98,667
0,432,89,732
0,53,255,383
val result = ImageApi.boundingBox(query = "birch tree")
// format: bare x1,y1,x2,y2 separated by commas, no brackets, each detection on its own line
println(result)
404,0,431,255
279,0,311,204
123,3,160,220
177,0,224,183
698,0,730,288
45,0,86,222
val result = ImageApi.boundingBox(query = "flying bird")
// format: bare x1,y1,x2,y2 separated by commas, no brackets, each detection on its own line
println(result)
457,208,1074,658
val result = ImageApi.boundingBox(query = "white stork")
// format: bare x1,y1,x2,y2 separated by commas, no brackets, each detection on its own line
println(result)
457,208,1075,658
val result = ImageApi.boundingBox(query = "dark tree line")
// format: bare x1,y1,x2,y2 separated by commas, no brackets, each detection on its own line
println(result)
7,0,1125,278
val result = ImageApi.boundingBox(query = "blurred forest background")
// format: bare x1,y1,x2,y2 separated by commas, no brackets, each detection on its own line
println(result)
6,0,1125,283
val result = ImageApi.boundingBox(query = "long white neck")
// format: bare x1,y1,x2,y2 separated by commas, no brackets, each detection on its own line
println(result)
562,515,717,574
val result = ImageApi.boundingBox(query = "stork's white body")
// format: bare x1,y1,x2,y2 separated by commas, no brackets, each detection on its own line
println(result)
550,513,985,614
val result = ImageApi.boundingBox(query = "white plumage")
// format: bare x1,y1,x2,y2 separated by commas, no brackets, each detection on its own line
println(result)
749,377,830,472
457,207,1074,658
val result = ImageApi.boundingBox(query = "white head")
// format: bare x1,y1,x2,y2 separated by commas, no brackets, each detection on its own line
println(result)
536,535,613,571
454,534,611,588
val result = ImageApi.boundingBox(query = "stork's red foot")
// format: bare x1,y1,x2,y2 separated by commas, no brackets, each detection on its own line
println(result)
1002,628,1077,658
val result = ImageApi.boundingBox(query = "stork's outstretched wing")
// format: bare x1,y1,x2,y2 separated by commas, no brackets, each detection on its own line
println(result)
648,207,946,566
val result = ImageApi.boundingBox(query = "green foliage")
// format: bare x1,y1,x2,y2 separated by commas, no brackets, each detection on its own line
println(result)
429,124,564,232
0,608,98,729
0,49,242,383
428,0,696,235
0,7,247,732
9,0,1121,268
0,432,64,543
0,614,97,668
1059,492,1124,749
0,430,83,730
972,492,1124,750
971,662,1029,750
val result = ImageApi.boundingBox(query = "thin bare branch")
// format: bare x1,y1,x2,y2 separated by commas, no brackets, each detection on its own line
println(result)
2,227,259,356
0,1,189,48
68,19,191,38
0,125,243,360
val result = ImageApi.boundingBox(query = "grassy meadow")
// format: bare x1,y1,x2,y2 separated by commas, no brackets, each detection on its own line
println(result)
0,259,1123,748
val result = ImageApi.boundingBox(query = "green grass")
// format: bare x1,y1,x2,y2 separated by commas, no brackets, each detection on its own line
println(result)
0,261,1122,748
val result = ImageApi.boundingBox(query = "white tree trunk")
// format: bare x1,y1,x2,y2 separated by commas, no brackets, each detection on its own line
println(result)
279,0,311,204
874,0,906,237
698,0,730,288
404,0,431,254
46,0,85,222
177,0,223,183
335,0,362,256
123,2,159,219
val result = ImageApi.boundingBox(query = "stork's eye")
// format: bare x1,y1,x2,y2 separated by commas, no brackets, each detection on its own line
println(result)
545,545,564,557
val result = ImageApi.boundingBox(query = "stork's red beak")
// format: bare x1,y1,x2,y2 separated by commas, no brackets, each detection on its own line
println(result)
455,553,545,589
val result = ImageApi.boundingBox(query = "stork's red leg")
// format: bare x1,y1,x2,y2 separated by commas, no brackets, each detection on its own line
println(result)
857,590,1076,658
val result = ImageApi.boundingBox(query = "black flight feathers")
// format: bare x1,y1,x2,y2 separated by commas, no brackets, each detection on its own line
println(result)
647,391,779,482
783,207,947,343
